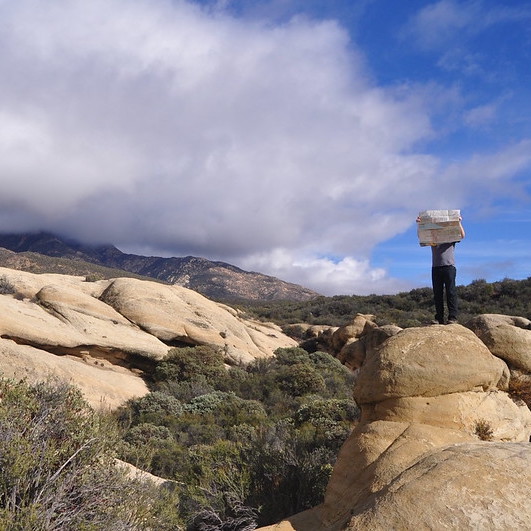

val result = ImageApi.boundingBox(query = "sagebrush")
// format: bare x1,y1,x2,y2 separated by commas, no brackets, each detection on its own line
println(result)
0,378,182,530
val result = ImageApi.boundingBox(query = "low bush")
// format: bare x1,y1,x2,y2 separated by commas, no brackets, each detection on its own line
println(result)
508,376,531,409
0,377,183,529
474,418,494,441
84,273,104,282
153,345,226,384
0,276,15,295
117,345,358,527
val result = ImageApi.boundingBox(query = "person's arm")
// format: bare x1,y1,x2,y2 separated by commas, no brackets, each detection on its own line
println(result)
458,216,465,239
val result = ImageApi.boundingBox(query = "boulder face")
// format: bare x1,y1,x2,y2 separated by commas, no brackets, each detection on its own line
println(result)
346,442,531,530
330,314,378,354
467,314,531,372
353,324,508,404
0,267,297,408
259,323,531,531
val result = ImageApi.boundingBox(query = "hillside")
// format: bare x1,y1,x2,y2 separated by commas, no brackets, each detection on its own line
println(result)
1,266,531,528
0,247,162,283
0,232,319,302
241,277,531,328
1,268,530,528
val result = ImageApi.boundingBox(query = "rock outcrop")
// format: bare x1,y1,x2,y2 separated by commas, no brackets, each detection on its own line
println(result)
467,314,531,372
260,323,531,530
0,267,297,408
347,442,531,530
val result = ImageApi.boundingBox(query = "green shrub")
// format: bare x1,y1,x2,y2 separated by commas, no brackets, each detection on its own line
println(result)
153,345,226,384
183,391,236,415
124,422,173,445
275,347,312,366
189,493,258,531
244,420,337,525
294,398,359,425
238,277,531,328
276,363,326,396
117,339,357,527
183,391,266,424
84,273,104,282
130,391,183,418
0,276,15,295
185,440,257,530
308,350,344,370
0,378,183,529
156,378,215,402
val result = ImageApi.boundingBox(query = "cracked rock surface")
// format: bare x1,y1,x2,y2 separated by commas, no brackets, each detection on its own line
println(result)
0,267,296,408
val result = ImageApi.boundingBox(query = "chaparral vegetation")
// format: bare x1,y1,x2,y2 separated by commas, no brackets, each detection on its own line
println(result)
116,346,358,528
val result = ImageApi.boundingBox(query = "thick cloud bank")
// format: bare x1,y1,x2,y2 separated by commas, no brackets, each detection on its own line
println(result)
0,0,529,294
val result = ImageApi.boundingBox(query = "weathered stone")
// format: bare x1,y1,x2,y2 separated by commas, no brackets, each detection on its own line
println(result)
331,314,377,353
0,339,148,409
338,324,401,371
346,443,531,530
0,267,296,409
361,391,531,442
353,324,508,404
258,323,530,531
467,314,531,372
100,277,296,361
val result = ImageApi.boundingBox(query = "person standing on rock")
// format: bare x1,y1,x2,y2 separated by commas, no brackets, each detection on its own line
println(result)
417,216,465,325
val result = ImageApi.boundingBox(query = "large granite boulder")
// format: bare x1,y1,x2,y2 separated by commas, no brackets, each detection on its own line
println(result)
467,314,531,372
338,324,401,371
0,267,296,408
353,324,508,404
0,339,148,410
330,314,377,353
99,277,293,364
346,442,531,530
259,324,531,531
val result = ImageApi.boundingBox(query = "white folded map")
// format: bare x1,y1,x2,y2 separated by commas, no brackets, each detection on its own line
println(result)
417,209,462,246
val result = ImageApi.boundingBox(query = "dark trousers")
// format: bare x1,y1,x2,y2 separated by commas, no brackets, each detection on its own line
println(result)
432,265,457,323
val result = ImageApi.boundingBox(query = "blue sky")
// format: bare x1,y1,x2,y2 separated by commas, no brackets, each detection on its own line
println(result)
354,0,531,290
0,0,530,295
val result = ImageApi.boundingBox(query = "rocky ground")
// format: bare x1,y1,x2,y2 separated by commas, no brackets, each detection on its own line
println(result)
0,267,297,409
2,266,530,528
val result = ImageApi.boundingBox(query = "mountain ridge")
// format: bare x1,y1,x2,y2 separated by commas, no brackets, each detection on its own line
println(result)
0,231,319,302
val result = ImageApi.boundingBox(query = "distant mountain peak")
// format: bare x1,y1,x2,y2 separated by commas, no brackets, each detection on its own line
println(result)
0,232,319,302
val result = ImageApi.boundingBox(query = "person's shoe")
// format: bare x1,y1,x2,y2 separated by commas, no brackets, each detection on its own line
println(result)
430,320,442,325
447,318,458,324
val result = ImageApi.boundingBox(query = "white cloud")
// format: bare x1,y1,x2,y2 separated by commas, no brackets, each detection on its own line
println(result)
404,0,531,51
406,0,476,49
463,103,497,128
0,0,530,295
241,249,412,296
442,139,531,195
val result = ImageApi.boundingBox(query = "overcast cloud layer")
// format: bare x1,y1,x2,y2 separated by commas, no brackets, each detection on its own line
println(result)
1,0,530,295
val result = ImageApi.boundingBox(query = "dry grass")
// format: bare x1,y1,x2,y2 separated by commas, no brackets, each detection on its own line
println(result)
474,419,494,441
508,377,531,409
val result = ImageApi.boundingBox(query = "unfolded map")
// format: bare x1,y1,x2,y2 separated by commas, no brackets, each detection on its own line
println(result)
417,209,462,246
